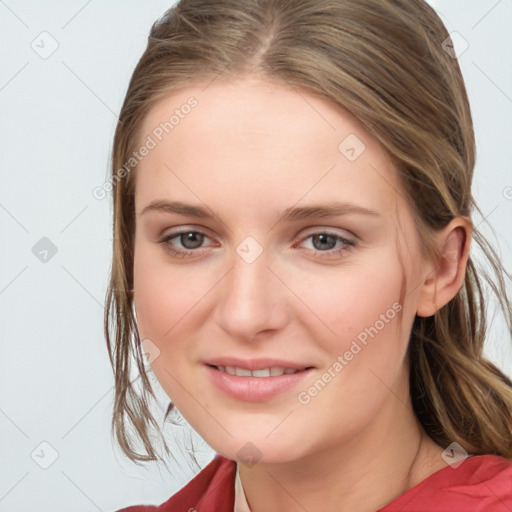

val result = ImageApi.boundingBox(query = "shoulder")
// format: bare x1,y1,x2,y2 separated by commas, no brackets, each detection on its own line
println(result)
115,454,236,512
381,454,512,511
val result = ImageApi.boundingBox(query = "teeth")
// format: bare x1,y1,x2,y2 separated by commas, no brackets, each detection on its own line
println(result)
235,367,252,377
216,366,301,377
252,368,271,377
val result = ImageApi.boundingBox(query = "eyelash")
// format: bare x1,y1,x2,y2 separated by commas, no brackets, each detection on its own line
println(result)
158,229,356,260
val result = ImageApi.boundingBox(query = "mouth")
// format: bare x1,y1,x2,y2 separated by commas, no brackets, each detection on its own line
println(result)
208,364,313,377
204,362,316,401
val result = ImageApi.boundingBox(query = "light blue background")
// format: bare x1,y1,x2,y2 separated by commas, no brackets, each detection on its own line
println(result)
1,1,511,511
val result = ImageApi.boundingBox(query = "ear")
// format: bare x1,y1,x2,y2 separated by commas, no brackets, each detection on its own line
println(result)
416,217,472,318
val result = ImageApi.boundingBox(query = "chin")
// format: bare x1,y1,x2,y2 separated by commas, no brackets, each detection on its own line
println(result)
205,433,311,466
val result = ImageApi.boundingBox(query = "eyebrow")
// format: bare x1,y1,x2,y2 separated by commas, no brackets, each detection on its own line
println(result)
139,199,380,222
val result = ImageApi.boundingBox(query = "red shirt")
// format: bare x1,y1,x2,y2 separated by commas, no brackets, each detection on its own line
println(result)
117,453,512,511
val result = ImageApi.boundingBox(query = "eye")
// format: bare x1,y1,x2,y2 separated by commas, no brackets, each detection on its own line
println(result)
158,229,215,258
297,231,355,258
174,232,206,249
158,228,356,260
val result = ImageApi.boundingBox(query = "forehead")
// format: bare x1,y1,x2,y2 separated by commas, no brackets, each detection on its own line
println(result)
135,77,406,220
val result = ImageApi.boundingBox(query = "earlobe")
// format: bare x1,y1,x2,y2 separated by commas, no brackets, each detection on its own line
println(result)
416,218,472,318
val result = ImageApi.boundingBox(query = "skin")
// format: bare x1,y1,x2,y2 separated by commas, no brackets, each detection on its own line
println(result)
132,77,471,512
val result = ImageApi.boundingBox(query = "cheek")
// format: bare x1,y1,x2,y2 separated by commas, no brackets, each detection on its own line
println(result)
132,244,221,397
289,270,410,439
286,255,411,400
133,243,202,339
132,254,197,404
133,250,188,374
286,256,407,349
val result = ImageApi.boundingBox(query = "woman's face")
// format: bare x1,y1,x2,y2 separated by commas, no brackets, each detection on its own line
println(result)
133,77,431,464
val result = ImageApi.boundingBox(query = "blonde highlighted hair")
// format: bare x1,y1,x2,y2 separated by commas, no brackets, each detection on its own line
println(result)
105,0,512,463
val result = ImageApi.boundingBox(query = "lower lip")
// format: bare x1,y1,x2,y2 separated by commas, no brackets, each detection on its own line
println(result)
205,365,314,402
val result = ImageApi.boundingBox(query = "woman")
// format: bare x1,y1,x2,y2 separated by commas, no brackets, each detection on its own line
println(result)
105,0,512,510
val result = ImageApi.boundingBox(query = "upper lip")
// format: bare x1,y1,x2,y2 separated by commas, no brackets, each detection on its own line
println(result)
205,357,314,371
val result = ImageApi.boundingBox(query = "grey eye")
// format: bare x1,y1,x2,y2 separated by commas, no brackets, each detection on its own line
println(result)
179,232,205,249
310,233,338,251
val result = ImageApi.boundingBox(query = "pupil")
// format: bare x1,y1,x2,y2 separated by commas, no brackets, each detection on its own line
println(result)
181,232,203,249
313,234,336,250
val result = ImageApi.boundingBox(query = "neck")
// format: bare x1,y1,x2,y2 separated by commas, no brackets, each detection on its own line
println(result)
238,374,446,512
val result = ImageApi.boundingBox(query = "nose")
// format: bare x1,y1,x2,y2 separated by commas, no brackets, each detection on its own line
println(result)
213,248,289,342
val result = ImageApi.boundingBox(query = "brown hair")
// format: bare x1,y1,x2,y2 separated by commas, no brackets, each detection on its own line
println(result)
105,0,512,464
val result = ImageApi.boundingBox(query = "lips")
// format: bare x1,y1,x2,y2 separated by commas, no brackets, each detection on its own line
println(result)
204,357,315,401
215,366,300,377
205,357,313,372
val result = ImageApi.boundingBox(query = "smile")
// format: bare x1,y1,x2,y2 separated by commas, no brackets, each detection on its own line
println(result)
206,364,314,401
214,365,302,377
